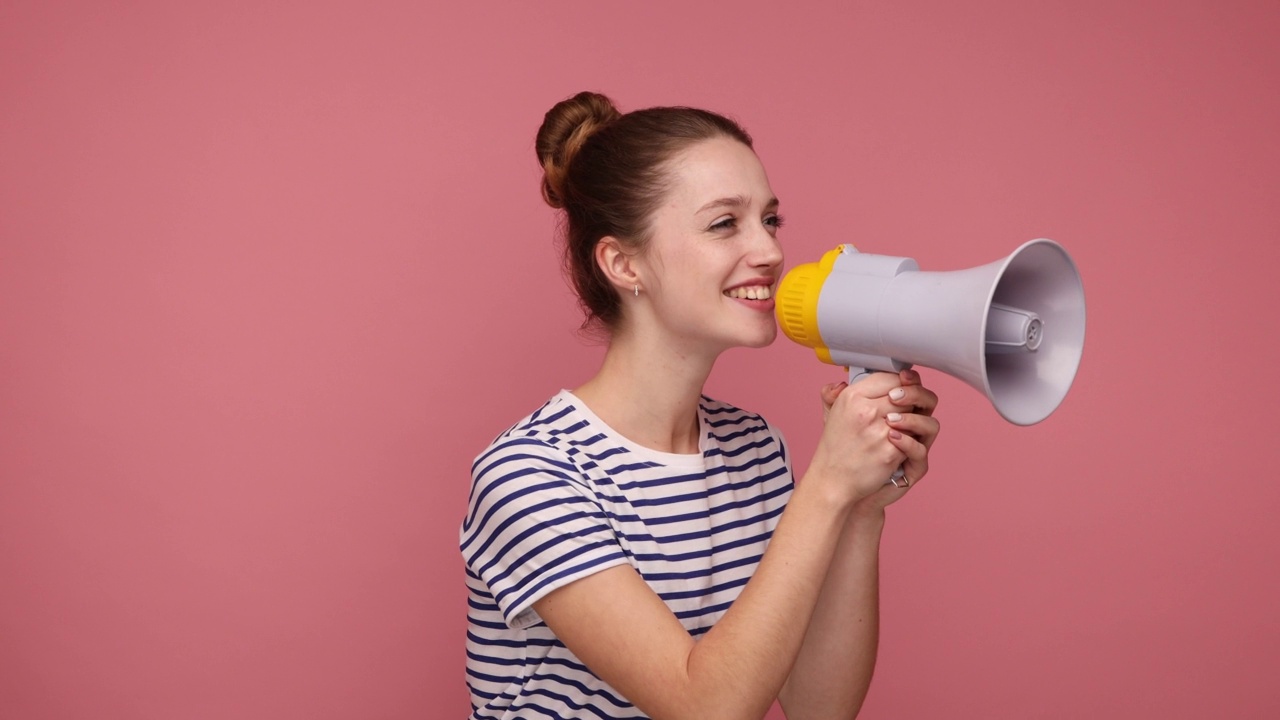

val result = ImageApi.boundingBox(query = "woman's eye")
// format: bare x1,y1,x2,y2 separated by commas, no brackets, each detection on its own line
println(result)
765,214,786,230
710,217,737,231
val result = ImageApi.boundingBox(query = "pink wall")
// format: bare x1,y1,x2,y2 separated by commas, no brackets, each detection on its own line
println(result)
3,1,1278,718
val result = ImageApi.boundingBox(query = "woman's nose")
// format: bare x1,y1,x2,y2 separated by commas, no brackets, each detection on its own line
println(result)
750,225,784,268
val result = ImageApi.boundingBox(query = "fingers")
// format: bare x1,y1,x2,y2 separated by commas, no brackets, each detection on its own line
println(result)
887,378,938,486
820,381,848,409
845,370,936,412
816,369,939,503
886,411,941,449
842,371,905,402
819,381,847,424
827,369,938,444
887,427,929,485
889,370,938,417
815,382,907,491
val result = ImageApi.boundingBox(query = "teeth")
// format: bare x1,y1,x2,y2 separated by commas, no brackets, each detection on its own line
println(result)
726,286,773,300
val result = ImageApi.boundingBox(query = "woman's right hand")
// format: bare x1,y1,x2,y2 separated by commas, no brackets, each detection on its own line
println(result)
808,372,910,507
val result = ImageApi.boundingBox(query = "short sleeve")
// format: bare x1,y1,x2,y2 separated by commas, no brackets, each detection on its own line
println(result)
460,436,630,629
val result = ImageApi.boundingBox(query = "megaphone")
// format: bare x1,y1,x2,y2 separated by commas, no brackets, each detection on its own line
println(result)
776,239,1085,426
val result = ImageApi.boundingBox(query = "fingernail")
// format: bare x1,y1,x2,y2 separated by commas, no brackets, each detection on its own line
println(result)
887,412,902,422
889,429,903,439
890,388,906,401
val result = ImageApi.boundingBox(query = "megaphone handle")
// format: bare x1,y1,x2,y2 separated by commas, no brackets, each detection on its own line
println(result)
847,366,873,385
848,365,909,488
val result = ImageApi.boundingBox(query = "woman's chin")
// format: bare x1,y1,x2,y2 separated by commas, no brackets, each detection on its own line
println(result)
742,325,779,349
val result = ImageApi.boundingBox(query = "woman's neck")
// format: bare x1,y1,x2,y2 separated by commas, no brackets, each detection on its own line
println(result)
572,326,715,455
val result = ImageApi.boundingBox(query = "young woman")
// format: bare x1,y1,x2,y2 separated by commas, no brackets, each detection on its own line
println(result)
461,91,940,720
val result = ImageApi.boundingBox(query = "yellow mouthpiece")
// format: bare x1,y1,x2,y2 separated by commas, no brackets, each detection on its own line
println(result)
775,245,845,365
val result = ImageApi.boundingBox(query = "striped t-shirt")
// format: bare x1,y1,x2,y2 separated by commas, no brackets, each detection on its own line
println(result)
460,390,793,719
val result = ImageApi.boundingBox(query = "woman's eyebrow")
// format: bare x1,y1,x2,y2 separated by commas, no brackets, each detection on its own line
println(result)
696,195,781,213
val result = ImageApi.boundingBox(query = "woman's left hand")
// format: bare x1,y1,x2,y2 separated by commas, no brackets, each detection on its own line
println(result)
821,368,940,514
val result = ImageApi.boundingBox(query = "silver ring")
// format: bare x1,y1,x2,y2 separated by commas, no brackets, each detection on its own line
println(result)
889,473,910,489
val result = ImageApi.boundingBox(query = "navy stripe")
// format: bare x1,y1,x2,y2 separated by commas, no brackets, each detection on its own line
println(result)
643,502,786,545
706,413,755,428
466,631,525,650
535,653,595,677
466,612,509,631
700,403,750,416
466,631,566,651
524,404,575,429
596,466,789,529
659,574,751,602
632,529,774,564
472,435,560,476
464,497,601,568
466,649,527,668
703,436,775,459
641,552,766,584
502,551,629,619
582,445,632,462
609,448,782,491
709,423,768,442
461,478,595,553
609,466,790,511
464,453,582,527
479,521,616,590
674,597,736,621
524,672,632,709
474,449,579,487
546,418,591,436
566,432,609,448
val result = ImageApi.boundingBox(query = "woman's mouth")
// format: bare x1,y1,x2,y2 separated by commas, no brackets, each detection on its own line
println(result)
724,285,773,301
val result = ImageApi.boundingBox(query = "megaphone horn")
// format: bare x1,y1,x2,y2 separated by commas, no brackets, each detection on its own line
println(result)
776,239,1086,426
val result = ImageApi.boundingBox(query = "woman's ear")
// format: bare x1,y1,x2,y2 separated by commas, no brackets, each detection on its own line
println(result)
595,237,642,294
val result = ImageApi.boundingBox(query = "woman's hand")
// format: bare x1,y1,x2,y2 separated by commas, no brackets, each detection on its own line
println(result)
816,369,941,513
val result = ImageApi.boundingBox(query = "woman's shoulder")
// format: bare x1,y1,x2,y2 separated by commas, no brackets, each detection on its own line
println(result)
699,395,790,457
698,394,772,428
471,391,591,472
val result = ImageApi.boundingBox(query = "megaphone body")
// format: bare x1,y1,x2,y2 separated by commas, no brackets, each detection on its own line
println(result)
776,239,1086,426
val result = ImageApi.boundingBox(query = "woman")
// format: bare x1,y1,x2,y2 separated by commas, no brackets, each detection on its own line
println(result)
461,91,940,719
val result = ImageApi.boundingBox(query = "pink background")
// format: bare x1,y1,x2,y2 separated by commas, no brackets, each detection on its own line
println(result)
3,1,1278,718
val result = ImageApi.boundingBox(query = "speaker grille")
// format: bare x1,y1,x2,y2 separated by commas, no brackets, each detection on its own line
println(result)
778,276,811,342
775,262,823,348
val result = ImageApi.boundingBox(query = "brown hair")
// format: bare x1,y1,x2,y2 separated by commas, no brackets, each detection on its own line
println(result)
535,91,753,331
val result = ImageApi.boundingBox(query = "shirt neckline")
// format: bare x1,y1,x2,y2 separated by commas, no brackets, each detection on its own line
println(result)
556,389,709,468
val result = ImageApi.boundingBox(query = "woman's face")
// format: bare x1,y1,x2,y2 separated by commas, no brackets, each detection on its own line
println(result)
634,136,784,355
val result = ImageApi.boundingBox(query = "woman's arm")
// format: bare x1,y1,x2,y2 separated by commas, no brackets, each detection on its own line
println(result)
536,483,849,720
533,373,915,720
778,370,940,719
777,506,884,718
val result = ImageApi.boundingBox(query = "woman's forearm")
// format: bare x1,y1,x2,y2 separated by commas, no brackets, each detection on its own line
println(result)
678,478,856,720
778,509,886,719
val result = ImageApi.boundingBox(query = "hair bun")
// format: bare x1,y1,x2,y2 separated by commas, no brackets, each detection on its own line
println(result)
536,91,622,209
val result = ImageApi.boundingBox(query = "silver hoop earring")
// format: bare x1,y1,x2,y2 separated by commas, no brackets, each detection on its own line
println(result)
633,285,639,297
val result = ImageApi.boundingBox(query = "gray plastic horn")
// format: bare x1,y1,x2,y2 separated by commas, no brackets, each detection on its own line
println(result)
815,239,1086,425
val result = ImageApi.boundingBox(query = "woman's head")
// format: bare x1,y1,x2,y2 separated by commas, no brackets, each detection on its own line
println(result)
536,91,756,332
